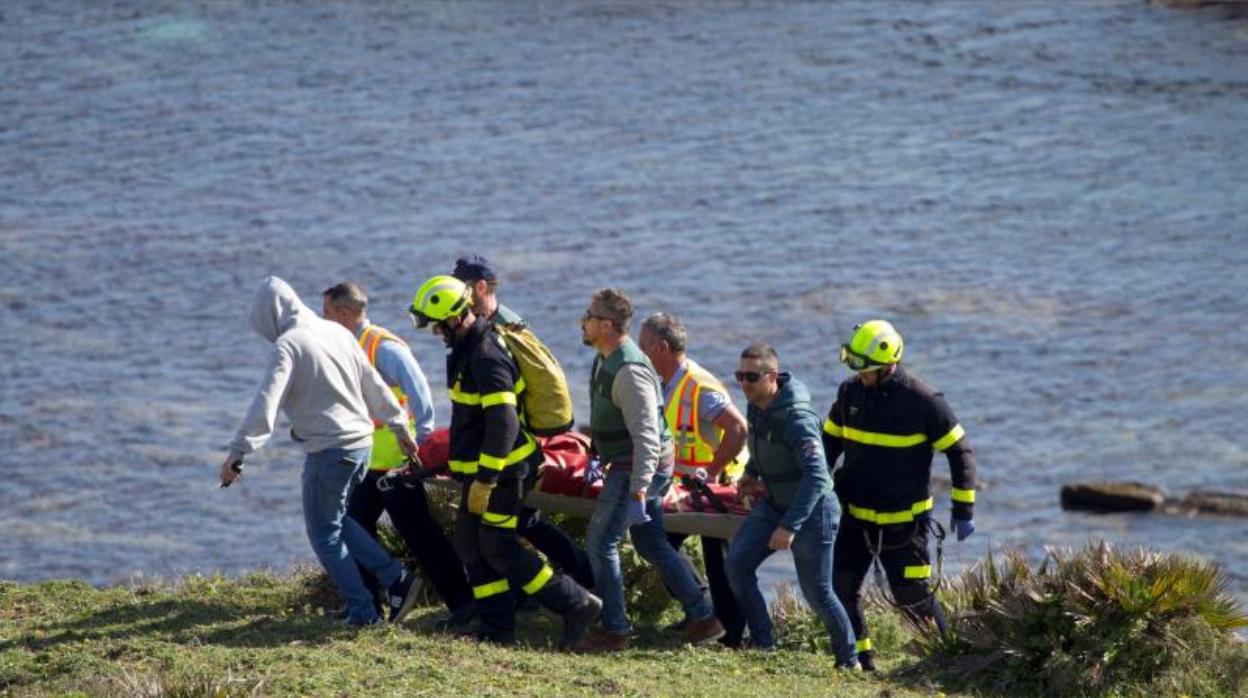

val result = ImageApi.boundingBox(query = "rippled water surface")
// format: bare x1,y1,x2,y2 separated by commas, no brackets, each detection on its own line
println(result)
2,1,1246,596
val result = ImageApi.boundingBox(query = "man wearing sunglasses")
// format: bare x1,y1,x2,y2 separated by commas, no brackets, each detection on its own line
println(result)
823,320,978,672
725,343,858,668
577,288,724,652
408,275,602,649
321,282,473,629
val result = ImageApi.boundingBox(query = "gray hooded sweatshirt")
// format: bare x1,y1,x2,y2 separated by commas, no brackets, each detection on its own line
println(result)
227,277,408,460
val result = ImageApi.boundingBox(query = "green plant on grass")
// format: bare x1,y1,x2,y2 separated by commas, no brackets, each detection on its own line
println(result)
911,541,1248,696
771,582,908,659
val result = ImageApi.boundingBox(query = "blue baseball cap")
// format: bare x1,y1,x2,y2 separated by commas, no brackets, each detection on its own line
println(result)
452,254,497,283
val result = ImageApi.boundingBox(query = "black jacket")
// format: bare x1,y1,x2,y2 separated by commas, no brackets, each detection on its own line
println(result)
823,366,977,523
446,317,539,484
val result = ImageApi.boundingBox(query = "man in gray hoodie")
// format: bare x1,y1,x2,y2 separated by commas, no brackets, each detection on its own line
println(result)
218,276,422,626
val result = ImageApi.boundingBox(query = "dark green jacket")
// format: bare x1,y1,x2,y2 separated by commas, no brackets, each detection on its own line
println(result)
744,373,832,532
590,338,671,470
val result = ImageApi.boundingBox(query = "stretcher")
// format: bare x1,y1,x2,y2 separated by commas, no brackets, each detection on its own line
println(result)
420,476,746,540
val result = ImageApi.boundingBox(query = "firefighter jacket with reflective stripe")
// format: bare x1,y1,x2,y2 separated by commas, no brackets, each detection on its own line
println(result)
822,366,977,523
445,317,539,483
663,360,746,479
743,373,832,532
357,324,415,471
590,338,672,467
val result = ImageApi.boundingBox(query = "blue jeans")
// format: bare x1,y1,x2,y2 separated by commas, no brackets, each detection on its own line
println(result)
726,494,857,666
586,469,714,635
302,446,402,624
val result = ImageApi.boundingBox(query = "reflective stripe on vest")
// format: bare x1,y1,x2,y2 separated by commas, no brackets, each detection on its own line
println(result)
847,497,934,525
823,419,966,453
358,325,413,471
478,433,538,473
451,377,527,408
663,361,746,478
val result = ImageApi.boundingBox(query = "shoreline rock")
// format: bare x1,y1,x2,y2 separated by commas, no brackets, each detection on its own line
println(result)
1061,481,1248,517
1060,481,1165,512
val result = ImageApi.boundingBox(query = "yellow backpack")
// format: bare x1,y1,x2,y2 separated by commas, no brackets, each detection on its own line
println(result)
493,321,575,436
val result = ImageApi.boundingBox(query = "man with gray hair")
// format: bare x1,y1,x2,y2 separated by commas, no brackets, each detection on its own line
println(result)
577,288,724,651
638,311,749,647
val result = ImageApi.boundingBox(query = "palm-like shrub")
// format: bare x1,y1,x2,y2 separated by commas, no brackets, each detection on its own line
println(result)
913,541,1248,696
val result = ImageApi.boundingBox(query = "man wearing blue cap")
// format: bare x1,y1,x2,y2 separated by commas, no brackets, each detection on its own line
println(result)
453,255,595,590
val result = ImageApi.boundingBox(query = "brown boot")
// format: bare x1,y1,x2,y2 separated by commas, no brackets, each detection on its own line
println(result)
681,615,726,645
575,627,630,653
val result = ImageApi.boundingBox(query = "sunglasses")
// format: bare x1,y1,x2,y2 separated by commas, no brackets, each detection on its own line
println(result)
839,344,885,372
734,369,775,383
583,310,611,322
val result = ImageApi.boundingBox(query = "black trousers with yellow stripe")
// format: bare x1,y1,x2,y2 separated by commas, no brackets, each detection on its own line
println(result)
452,464,587,639
832,514,947,657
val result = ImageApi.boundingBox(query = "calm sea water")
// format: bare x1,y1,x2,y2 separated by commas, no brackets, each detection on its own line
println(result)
2,1,1246,602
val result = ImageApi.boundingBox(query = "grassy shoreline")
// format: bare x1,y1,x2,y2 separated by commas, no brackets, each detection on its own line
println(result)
0,567,934,697
4,543,1247,697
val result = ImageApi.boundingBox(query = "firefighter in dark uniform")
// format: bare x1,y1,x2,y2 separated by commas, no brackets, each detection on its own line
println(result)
408,275,601,648
823,320,978,672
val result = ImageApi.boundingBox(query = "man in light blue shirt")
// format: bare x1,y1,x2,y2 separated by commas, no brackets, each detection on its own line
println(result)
323,282,474,627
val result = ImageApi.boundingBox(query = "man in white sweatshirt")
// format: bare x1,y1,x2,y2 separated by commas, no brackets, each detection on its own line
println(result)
218,276,422,626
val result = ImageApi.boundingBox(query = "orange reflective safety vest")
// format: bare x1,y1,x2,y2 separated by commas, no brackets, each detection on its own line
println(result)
358,324,415,471
662,360,747,481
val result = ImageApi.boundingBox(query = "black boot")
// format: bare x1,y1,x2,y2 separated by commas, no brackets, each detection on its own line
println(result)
532,573,601,650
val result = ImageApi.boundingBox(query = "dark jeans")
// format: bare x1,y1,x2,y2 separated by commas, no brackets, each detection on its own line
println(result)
304,448,401,624
726,495,857,666
668,532,746,645
347,469,473,614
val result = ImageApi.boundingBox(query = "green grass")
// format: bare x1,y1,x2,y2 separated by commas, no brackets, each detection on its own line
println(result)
0,566,937,698
4,543,1245,696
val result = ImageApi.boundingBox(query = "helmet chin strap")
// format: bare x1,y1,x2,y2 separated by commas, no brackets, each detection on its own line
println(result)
435,313,470,346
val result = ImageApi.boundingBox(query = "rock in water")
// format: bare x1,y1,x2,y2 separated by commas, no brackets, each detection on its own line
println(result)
1174,490,1248,517
1060,481,1165,512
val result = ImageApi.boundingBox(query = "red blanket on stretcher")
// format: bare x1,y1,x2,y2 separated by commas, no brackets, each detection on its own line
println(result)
417,428,748,516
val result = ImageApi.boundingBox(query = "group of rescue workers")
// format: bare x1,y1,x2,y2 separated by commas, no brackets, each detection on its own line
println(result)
219,254,979,672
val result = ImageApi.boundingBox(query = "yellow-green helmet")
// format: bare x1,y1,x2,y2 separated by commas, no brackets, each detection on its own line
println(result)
840,320,903,372
408,275,471,328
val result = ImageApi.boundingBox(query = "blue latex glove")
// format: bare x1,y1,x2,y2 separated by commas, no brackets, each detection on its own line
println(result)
627,498,651,526
585,457,603,486
952,517,976,542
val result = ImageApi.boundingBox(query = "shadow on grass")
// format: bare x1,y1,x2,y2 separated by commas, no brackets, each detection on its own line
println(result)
1,597,362,654
402,606,735,655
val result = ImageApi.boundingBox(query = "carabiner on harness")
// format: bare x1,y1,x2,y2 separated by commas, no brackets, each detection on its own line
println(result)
376,457,426,492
